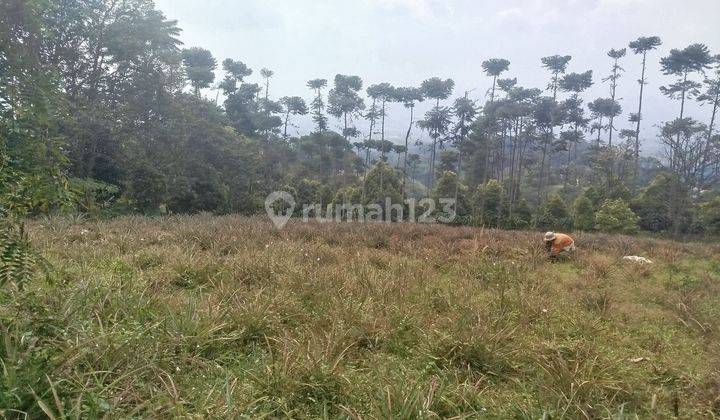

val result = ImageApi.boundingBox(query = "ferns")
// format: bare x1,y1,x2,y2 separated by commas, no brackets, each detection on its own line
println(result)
0,221,50,289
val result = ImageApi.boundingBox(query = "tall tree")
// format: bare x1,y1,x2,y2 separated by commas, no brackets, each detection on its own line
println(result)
366,83,396,192
628,36,662,175
482,59,510,103
307,78,328,132
697,55,720,186
660,43,714,172
480,59,510,185
603,48,626,147
451,94,477,204
393,86,425,197
541,55,572,102
420,77,455,189
539,55,571,197
280,96,308,138
328,75,365,139
220,59,252,94
559,71,593,175
660,43,714,121
181,47,216,96
260,68,274,100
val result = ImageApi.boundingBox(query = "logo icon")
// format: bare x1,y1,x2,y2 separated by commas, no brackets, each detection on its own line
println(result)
264,191,295,229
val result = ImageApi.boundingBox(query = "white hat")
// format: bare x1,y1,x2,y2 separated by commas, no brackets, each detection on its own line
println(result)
544,231,556,241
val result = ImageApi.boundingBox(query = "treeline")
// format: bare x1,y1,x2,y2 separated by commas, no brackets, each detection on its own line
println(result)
2,0,720,236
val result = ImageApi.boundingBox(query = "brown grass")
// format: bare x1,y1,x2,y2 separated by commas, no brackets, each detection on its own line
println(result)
0,214,718,418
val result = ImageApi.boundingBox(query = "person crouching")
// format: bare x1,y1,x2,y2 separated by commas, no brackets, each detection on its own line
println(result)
544,231,576,258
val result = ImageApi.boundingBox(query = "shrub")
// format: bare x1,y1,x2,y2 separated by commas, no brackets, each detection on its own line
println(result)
432,171,470,217
536,194,573,231
699,197,720,235
594,199,639,234
573,193,595,231
472,180,507,227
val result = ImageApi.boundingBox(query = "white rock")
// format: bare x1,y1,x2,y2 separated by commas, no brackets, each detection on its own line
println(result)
623,256,653,264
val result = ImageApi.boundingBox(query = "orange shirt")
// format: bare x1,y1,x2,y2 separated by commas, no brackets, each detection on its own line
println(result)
550,233,574,256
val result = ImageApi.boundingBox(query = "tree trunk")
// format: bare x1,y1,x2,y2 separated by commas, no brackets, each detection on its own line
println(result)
284,111,290,138
379,100,386,194
634,51,648,178
402,106,414,199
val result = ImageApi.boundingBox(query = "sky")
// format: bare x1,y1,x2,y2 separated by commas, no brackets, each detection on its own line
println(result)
154,0,720,155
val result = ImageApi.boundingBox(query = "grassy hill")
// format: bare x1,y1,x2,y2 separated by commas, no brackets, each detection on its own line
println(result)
2,215,720,418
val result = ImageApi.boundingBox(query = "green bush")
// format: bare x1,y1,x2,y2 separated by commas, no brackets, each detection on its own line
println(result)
700,197,720,235
536,194,573,231
594,199,639,234
573,192,595,231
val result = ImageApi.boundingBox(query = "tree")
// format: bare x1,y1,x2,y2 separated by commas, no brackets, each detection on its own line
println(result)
573,193,596,231
473,180,506,227
481,59,510,185
181,47,216,96
419,77,455,189
699,197,720,235
450,94,477,202
539,55,571,197
603,48,626,147
536,194,573,231
631,173,689,232
366,83,396,194
260,68,274,100
629,36,662,175
307,78,328,132
594,199,639,234
220,59,252,93
697,56,720,186
559,71,593,173
328,75,365,139
393,86,424,197
280,96,308,138
482,58,510,103
541,55,572,101
418,106,453,190
659,118,718,191
660,44,714,121
588,98,622,150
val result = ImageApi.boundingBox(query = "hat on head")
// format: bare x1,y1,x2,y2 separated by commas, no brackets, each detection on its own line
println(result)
544,231,556,242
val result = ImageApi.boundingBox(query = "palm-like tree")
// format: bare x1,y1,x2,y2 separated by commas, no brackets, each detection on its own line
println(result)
451,94,477,203
307,79,328,132
393,86,424,197
604,48,626,147
660,43,714,121
280,96,308,138
418,106,453,190
559,70,593,169
328,75,365,139
660,43,714,170
629,36,662,174
482,58,510,103
480,59,510,184
420,77,454,189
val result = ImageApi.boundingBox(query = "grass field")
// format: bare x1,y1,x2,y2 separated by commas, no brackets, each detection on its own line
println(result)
2,215,720,418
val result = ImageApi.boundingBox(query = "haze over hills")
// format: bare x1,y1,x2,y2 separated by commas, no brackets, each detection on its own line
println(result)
156,0,720,154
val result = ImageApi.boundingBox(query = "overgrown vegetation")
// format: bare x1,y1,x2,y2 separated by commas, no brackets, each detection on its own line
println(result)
1,216,719,418
2,0,719,234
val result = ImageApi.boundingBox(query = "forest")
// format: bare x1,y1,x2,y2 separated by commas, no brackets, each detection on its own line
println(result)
2,0,720,236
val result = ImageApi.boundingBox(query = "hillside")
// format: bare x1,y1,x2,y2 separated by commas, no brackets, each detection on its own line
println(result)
2,216,720,418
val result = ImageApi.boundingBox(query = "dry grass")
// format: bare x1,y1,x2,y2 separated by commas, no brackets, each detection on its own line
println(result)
1,214,720,418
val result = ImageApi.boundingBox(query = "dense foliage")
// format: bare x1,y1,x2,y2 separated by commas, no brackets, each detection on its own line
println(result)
1,0,719,238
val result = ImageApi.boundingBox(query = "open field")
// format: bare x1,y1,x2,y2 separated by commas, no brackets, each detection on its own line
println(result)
2,215,720,418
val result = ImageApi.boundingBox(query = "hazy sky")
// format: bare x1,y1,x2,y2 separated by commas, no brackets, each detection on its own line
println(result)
154,0,720,154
